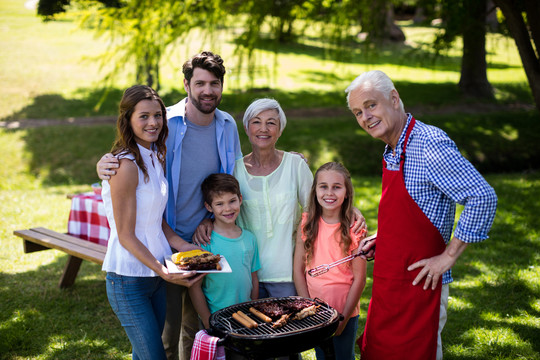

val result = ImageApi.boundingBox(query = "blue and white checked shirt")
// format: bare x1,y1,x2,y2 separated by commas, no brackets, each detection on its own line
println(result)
383,114,497,284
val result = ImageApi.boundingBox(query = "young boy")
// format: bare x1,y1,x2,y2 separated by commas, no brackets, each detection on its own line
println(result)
189,173,261,328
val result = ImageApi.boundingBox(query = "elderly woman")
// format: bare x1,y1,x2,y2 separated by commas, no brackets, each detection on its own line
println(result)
195,98,366,298
234,98,313,297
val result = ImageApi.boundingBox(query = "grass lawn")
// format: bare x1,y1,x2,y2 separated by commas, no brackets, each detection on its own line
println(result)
1,120,539,360
1,0,539,359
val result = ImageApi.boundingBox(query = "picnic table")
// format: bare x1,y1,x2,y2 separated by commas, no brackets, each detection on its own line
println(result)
67,192,110,245
14,191,110,288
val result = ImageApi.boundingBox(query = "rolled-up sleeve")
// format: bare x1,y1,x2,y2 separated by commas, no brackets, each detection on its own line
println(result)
425,136,497,243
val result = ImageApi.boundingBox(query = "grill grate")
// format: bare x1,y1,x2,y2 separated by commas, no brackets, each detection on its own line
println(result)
210,297,338,338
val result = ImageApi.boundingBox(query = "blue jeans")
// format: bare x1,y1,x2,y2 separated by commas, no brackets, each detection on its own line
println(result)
315,315,359,360
106,272,167,360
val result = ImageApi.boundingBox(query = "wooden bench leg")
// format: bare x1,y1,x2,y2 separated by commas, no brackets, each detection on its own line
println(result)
23,239,49,253
59,255,83,288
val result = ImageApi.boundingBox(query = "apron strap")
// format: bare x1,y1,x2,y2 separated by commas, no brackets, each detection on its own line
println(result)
399,117,416,171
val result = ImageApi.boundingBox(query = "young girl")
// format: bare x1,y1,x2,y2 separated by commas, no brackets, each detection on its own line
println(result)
101,85,203,360
293,162,367,360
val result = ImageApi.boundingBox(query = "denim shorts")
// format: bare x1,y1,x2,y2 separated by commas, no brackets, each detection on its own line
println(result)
106,272,167,360
258,281,297,298
315,315,359,360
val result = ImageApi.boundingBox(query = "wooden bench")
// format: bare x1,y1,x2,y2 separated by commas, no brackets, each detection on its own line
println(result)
13,227,107,288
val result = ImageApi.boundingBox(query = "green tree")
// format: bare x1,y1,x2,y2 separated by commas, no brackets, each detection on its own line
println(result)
433,0,494,99
38,0,223,90
493,0,540,113
458,0,494,98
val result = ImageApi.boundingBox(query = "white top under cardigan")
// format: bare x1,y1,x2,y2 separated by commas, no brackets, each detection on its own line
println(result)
101,144,172,277
234,152,313,282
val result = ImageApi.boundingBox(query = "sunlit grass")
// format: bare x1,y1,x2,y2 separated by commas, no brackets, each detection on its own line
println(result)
1,124,539,359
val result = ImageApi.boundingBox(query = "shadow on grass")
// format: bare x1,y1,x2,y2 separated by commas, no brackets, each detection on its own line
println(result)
0,256,129,360
232,34,521,74
2,80,532,123
442,172,540,359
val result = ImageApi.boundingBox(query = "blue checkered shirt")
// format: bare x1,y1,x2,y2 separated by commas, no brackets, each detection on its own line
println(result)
383,114,497,284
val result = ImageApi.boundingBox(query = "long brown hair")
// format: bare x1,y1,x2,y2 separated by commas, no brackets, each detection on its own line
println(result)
303,162,354,265
111,85,168,182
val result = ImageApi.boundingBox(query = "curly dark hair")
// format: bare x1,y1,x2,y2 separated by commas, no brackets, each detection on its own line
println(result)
303,162,354,265
182,51,226,86
111,85,168,182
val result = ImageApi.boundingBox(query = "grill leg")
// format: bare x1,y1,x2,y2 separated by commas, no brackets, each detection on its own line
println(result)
320,338,336,360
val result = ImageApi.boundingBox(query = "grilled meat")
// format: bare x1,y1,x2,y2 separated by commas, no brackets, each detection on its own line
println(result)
272,314,291,329
292,305,318,320
254,302,290,319
286,299,316,312
254,298,319,329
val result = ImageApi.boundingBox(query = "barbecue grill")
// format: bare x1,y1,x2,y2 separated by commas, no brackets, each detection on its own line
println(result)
208,296,341,359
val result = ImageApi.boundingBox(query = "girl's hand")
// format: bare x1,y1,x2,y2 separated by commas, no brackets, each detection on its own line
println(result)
192,218,214,246
351,207,367,235
335,318,347,336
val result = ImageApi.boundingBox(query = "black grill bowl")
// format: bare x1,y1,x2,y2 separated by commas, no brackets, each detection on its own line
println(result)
208,296,341,358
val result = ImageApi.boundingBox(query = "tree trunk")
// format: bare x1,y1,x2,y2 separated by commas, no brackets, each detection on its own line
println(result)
493,0,540,113
364,1,404,43
459,0,493,98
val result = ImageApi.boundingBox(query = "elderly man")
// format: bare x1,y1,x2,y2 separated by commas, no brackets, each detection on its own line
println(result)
346,70,497,360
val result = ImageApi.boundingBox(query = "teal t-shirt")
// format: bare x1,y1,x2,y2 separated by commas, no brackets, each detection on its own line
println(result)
201,229,261,314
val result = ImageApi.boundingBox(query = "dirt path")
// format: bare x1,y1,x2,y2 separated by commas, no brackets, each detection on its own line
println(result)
0,103,534,129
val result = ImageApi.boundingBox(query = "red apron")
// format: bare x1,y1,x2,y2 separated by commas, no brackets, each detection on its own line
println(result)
360,118,446,360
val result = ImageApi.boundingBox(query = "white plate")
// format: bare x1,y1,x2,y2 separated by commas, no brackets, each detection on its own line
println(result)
165,255,232,274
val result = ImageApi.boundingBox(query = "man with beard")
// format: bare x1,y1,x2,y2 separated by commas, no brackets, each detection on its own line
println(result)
97,51,242,360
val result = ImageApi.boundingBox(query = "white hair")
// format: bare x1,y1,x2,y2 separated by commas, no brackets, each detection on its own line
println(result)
345,70,404,112
242,98,287,134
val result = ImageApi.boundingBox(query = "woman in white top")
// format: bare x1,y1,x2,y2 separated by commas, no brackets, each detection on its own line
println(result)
195,98,366,298
102,85,203,360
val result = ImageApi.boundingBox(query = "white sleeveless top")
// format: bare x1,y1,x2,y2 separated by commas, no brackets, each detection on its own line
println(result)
101,144,172,277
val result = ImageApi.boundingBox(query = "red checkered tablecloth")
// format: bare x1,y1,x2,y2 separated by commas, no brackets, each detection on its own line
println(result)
68,192,110,245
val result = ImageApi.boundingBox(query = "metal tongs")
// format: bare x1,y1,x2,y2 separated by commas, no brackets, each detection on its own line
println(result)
308,235,376,277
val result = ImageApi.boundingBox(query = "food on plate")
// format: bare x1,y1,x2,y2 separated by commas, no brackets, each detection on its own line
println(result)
232,311,257,329
249,307,272,323
171,249,221,271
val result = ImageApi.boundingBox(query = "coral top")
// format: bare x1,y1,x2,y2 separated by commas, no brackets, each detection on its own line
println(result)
302,213,361,317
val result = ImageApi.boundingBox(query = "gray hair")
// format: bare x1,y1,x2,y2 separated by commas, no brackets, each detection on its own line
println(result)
345,70,404,112
242,98,287,133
